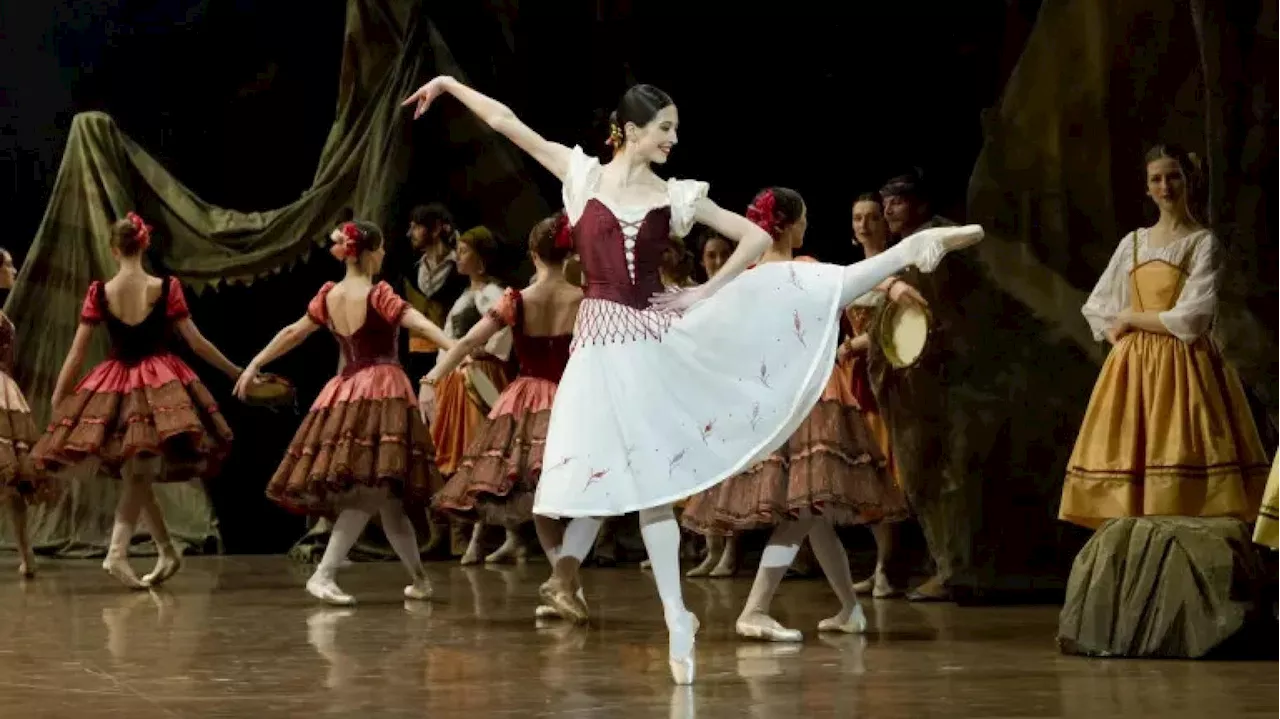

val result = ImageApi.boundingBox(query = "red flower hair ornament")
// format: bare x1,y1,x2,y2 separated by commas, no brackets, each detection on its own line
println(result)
553,213,573,250
126,212,152,250
330,222,364,260
746,190,778,237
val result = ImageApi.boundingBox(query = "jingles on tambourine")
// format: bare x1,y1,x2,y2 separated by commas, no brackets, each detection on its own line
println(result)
878,299,932,369
463,365,501,414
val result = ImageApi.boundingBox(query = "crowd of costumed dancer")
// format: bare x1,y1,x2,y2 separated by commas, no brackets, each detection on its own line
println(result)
401,76,985,684
0,80,985,688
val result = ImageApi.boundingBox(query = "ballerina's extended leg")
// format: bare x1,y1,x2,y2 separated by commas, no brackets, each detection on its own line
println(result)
837,224,984,306
639,504,699,685
380,497,432,600
735,517,814,642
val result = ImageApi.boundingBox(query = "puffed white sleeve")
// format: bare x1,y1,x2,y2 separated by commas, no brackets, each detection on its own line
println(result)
667,178,710,239
561,146,602,224
1081,231,1133,341
1160,231,1219,343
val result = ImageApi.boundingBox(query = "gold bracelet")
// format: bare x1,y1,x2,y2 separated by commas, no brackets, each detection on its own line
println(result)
419,375,438,387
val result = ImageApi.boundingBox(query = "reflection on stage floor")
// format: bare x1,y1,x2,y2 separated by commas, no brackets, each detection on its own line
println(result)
0,555,1274,718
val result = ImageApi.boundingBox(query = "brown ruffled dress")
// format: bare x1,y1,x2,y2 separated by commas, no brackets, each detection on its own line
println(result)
0,311,56,502
33,277,233,482
433,289,572,525
265,282,440,513
681,259,908,535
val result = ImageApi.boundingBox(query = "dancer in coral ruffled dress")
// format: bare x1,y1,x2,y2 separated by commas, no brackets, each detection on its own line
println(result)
35,213,240,589
237,221,451,606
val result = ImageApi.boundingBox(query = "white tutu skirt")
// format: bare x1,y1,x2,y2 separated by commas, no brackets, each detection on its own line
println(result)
533,261,846,517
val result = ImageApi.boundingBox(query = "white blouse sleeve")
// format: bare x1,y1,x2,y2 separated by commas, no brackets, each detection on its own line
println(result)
561,146,601,224
475,284,513,361
1160,231,1219,343
1081,231,1133,341
667,179,710,239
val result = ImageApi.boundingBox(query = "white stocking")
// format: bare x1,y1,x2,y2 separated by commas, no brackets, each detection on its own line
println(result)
316,508,373,579
560,517,602,563
838,243,916,307
379,498,426,582
740,518,814,619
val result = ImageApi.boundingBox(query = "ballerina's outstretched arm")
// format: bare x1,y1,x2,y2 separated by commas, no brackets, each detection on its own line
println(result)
403,76,572,179
174,319,242,381
649,199,772,313
232,315,321,400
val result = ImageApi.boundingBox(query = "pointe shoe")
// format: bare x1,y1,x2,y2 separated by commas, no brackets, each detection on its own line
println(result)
306,574,356,606
667,610,699,685
818,602,867,634
535,586,586,620
708,542,737,578
735,612,803,643
640,559,652,571
17,552,34,579
907,224,984,273
102,557,148,590
404,576,433,601
460,545,482,566
539,577,589,624
142,551,183,587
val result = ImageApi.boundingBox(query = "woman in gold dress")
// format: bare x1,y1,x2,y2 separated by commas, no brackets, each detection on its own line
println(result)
1059,145,1269,528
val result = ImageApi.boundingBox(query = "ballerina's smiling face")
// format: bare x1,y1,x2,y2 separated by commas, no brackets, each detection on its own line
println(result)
627,105,679,165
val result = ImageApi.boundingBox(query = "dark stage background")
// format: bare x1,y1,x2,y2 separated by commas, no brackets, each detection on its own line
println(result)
5,0,1039,552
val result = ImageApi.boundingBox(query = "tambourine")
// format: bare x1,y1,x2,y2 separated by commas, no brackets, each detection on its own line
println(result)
243,373,297,409
878,299,932,369
463,366,501,414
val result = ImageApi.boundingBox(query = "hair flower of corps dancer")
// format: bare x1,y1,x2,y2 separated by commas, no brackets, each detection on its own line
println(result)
746,189,779,237
126,212,153,251
331,222,364,260
553,212,573,250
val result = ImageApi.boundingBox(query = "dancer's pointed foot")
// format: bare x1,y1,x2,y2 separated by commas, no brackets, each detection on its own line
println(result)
736,611,803,642
539,576,589,624
102,557,147,590
534,585,586,620
667,610,699,685
17,550,34,579
142,549,183,587
460,545,482,566
818,602,867,634
708,544,737,578
306,573,356,606
907,224,984,273
404,576,433,601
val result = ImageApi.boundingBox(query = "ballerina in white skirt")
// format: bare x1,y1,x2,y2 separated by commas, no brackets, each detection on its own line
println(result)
404,78,983,685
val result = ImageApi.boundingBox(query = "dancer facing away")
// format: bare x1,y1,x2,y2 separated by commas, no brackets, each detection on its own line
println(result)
235,221,449,605
1060,145,1268,527
681,188,909,641
404,78,982,684
34,214,239,589
0,247,57,578
427,212,585,616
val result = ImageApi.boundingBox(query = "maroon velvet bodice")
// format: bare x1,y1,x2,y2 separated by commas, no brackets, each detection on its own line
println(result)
509,292,572,383
334,297,401,377
573,199,672,310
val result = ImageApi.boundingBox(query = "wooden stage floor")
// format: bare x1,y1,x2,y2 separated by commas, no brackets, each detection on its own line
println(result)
0,555,1274,718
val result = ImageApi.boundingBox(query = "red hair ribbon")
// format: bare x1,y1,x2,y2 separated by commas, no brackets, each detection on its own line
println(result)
126,212,152,250
746,190,778,237
553,213,573,250
330,221,363,260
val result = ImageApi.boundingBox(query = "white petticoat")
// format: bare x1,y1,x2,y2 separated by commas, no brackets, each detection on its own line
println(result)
532,261,846,518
